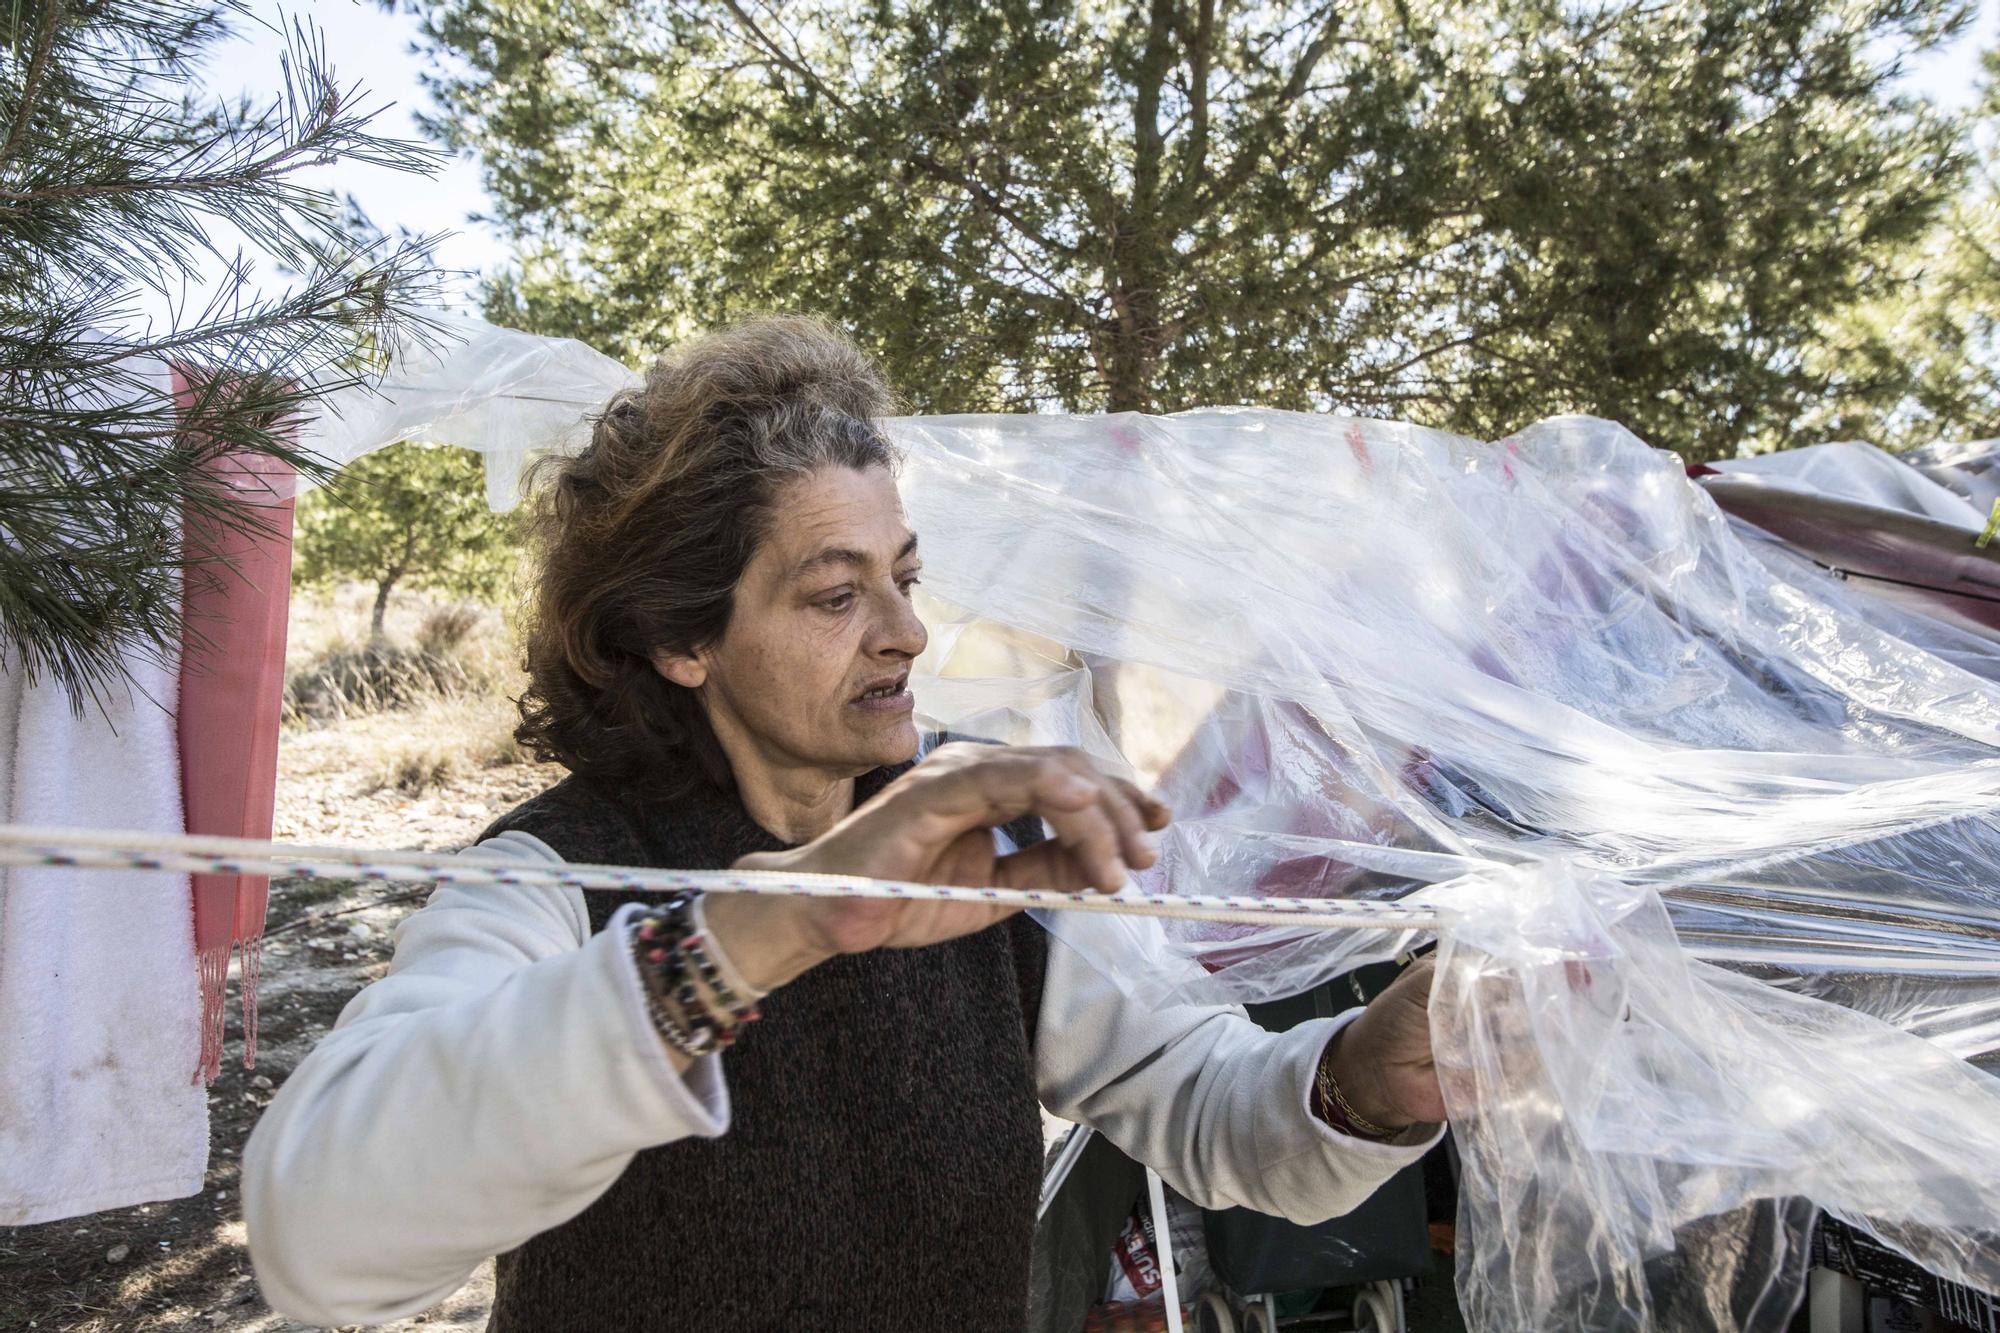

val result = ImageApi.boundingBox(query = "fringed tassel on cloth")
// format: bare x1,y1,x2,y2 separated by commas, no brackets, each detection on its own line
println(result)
195,939,230,1085
241,933,262,1066
192,934,264,1085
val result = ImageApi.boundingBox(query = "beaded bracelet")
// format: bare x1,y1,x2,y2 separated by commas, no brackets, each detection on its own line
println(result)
1313,1052,1399,1142
635,943,729,1057
630,894,763,1056
638,966,714,1059
633,902,753,1055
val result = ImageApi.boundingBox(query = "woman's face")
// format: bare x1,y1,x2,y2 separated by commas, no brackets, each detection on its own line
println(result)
656,464,929,782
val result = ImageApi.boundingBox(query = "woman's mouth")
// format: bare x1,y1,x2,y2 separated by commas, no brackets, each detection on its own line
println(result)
850,678,914,713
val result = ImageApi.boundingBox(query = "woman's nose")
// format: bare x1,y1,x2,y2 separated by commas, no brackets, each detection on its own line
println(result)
868,585,928,660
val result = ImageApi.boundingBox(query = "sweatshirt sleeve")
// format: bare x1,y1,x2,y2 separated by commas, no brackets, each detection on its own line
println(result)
1033,914,1442,1223
243,831,730,1327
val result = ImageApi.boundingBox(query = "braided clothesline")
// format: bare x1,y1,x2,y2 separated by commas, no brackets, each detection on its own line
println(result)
0,823,1447,933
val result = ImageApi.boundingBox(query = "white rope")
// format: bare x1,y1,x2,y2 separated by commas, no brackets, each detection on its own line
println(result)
0,823,1446,932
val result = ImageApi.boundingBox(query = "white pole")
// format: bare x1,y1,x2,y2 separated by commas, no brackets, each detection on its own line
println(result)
1145,1166,1185,1333
1037,1126,1095,1221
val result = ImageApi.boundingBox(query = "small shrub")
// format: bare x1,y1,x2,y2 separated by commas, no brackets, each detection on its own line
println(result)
284,643,474,726
382,749,458,795
416,604,481,658
283,586,540,801
357,695,529,796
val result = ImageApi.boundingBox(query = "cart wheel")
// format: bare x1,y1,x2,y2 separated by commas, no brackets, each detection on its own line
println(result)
1351,1281,1404,1333
1193,1292,1236,1333
1241,1298,1276,1333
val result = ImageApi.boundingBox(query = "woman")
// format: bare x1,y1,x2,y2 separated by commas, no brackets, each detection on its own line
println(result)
244,318,1445,1331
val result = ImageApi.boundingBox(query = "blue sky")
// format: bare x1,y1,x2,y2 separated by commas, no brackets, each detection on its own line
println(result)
225,2,509,298
211,0,1998,316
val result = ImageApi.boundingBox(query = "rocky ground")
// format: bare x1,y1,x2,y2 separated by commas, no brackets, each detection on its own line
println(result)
0,728,562,1332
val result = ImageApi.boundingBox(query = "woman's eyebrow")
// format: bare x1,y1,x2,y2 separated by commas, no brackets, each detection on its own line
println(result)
791,534,919,580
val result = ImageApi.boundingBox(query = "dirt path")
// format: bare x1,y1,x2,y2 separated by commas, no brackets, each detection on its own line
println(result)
0,758,560,1332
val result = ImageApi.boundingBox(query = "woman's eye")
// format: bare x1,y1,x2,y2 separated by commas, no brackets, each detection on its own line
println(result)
897,575,922,596
816,592,856,613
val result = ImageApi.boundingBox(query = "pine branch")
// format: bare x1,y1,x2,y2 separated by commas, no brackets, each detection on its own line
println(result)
0,7,443,293
0,1,62,172
0,1,445,710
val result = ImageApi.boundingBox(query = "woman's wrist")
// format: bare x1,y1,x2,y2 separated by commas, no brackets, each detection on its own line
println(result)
699,887,834,994
1315,1026,1416,1138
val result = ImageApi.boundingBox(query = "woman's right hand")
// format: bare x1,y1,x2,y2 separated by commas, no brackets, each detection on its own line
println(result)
709,744,1170,989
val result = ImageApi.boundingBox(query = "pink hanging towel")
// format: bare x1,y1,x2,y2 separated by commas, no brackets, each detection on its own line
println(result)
173,369,296,1083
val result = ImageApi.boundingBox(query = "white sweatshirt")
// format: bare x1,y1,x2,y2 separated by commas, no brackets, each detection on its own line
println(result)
244,829,1441,1327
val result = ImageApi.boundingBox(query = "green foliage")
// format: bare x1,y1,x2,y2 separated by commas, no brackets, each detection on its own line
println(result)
0,1,440,708
293,442,520,641
406,0,1974,461
1805,46,2000,449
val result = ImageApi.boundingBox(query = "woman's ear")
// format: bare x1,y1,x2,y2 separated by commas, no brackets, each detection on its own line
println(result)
649,646,707,690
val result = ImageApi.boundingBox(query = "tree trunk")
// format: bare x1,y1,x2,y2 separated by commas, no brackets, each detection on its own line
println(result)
1100,0,1179,414
1102,298,1161,412
1104,322,1152,410
372,529,420,646
369,576,396,646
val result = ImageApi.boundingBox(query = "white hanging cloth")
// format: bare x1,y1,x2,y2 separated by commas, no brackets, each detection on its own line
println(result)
0,351,207,1224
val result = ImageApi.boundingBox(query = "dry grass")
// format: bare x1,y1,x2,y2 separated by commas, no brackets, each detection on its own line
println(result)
362,692,529,795
283,644,470,724
286,584,519,683
283,584,533,796
280,690,528,798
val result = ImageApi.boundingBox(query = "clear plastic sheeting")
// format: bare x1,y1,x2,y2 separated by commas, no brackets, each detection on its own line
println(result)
1698,438,2000,671
888,408,2000,1329
298,310,634,509
893,411,2000,1002
1908,438,2000,517
301,320,2000,1331
1435,863,2000,1332
1710,440,1988,528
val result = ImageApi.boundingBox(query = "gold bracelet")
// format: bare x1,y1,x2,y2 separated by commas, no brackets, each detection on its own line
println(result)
1316,1058,1398,1140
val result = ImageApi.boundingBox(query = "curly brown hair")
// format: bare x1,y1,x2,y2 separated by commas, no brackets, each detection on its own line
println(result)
514,316,902,799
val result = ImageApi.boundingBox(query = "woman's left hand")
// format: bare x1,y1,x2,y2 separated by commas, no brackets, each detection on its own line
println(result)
1320,957,1445,1131
718,743,1169,988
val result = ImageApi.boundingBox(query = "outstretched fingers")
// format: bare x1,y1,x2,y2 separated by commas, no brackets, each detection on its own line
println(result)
888,745,1170,893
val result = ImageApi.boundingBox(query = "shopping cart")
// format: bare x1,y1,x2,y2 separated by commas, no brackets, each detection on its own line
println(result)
1033,958,1455,1333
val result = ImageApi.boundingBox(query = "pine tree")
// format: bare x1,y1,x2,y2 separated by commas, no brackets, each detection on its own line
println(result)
292,442,520,645
1806,46,2000,449
0,2,440,708
408,0,1972,461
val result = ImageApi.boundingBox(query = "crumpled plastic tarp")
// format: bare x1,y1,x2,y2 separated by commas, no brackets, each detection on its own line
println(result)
298,312,628,510
1713,438,1992,526
1697,440,2000,676
308,317,2000,1332
1911,438,2000,517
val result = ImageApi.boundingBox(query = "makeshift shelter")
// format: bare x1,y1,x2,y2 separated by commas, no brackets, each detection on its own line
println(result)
303,315,2000,1331
8,310,1999,1326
